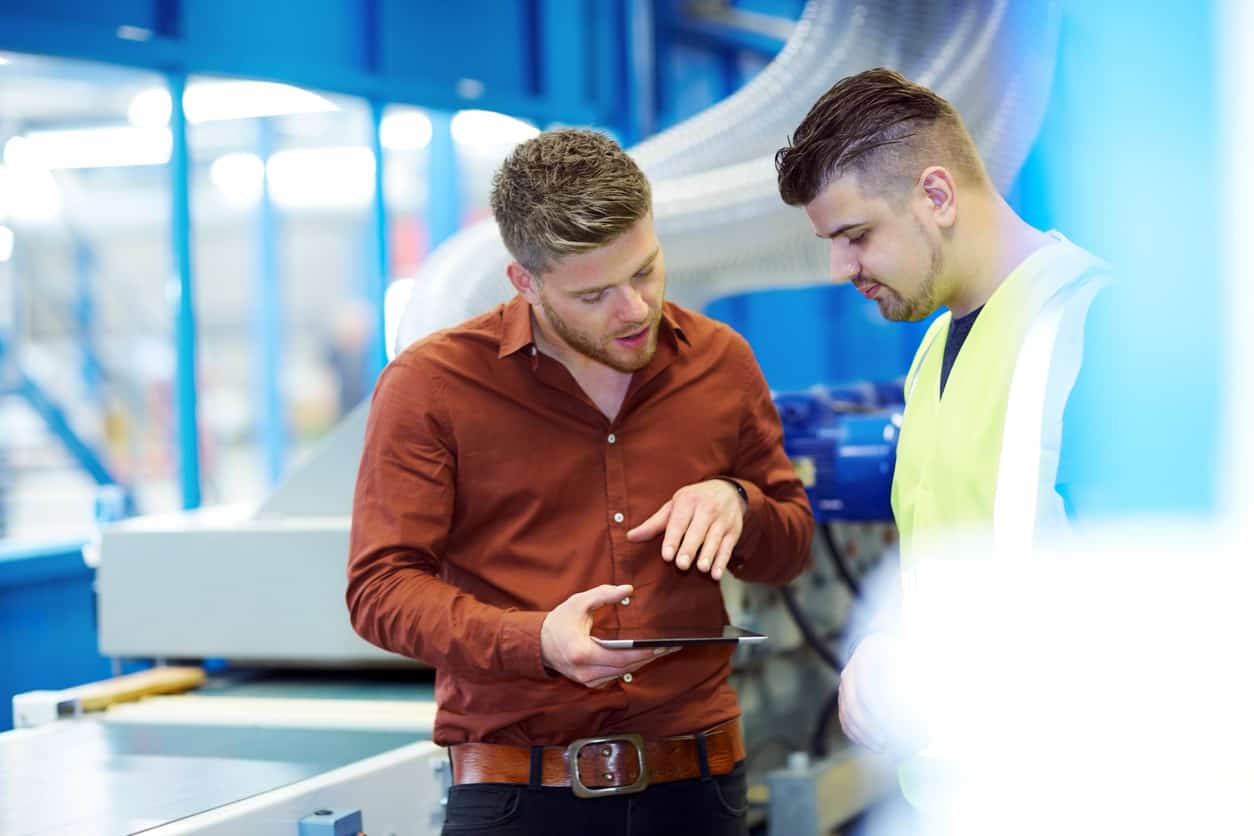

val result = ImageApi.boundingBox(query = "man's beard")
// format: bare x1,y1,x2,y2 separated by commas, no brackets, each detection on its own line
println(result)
879,225,942,323
539,297,661,373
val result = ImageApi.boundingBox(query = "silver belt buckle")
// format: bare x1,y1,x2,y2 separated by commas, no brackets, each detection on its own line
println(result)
565,733,649,798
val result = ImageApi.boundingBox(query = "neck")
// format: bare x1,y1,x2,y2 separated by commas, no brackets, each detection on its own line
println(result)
943,192,1054,318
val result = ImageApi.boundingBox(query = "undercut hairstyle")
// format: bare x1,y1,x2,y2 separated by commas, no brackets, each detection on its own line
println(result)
490,128,652,276
775,67,988,207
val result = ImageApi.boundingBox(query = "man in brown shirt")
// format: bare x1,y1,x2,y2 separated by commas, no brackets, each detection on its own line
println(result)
348,128,813,835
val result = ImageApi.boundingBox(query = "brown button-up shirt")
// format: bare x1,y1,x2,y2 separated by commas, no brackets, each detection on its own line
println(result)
347,296,813,746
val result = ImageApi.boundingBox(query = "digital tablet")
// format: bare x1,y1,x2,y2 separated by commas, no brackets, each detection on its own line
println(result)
591,625,767,648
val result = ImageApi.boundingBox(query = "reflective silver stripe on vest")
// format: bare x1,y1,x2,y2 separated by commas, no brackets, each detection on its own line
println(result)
992,272,1108,557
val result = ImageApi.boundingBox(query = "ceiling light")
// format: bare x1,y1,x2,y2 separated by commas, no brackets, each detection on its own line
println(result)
451,110,538,151
266,146,375,209
11,126,171,169
127,81,338,127
210,152,265,207
380,108,433,151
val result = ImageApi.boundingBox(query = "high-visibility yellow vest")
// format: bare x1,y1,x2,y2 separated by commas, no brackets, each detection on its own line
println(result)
891,233,1109,570
889,233,1109,809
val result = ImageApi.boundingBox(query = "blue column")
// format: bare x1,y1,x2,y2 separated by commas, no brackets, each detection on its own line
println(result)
368,100,389,377
72,239,103,407
168,73,201,510
425,110,460,250
255,119,285,486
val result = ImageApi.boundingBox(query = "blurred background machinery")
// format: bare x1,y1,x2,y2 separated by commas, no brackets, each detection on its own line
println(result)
1,0,1229,834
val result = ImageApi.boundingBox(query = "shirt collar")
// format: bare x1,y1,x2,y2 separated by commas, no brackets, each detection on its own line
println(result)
498,295,536,358
497,295,690,359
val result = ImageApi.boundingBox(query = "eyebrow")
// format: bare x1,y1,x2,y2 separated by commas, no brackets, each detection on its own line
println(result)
815,222,866,240
566,247,660,296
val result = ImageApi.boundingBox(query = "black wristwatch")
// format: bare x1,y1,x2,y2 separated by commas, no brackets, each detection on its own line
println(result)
719,478,748,506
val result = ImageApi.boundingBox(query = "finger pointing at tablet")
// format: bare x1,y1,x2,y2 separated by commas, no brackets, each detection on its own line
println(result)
626,479,746,581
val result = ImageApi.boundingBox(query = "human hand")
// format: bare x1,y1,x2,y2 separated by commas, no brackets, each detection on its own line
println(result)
540,584,673,688
625,480,746,581
838,633,928,755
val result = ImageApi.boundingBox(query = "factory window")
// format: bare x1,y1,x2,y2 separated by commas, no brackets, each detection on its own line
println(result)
0,52,175,539
184,76,377,500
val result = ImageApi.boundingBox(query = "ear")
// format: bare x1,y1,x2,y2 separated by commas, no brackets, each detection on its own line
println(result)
917,166,957,228
506,262,542,304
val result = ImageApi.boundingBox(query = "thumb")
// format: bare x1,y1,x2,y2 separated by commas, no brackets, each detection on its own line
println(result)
626,501,672,541
577,584,635,613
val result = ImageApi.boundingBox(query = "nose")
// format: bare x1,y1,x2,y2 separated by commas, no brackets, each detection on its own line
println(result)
617,285,650,323
829,238,858,284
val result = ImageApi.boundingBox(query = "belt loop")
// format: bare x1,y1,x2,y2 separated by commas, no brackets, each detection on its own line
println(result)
528,745,544,788
693,731,712,780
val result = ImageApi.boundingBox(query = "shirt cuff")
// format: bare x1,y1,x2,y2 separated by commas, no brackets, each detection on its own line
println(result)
721,477,764,573
497,609,550,680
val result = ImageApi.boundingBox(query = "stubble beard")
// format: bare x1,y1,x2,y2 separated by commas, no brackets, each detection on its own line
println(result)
539,297,661,373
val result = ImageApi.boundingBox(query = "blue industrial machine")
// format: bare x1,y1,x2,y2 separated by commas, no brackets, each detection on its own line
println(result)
774,382,903,523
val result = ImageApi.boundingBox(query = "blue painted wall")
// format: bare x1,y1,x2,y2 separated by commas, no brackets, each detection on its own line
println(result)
1007,2,1222,517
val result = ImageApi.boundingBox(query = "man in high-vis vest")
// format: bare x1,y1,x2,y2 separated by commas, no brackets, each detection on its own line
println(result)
774,68,1109,811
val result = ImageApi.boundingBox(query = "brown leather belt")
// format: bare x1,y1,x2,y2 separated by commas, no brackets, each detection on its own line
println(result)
449,718,745,798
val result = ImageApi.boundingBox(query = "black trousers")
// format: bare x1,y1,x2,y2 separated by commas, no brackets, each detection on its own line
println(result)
440,761,750,836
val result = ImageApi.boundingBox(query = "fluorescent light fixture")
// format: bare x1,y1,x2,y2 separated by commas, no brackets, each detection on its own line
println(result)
0,225,13,262
128,81,338,128
0,163,62,223
210,152,265,207
187,81,336,123
451,110,539,151
266,146,375,209
10,126,171,169
380,108,433,151
128,87,172,128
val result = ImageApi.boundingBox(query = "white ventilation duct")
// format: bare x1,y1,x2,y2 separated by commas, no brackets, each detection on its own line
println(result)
393,0,1061,354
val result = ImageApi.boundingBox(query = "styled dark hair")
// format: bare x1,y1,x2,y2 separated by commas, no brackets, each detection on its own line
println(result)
775,67,986,206
490,128,652,275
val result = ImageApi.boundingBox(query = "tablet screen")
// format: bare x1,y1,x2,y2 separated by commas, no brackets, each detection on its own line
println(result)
591,625,766,648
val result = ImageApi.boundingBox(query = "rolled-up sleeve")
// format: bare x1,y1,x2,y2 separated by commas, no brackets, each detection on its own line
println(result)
346,356,549,681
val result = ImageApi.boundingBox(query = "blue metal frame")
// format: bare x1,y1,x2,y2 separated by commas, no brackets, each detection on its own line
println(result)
368,100,390,379
0,5,603,130
425,110,460,250
72,239,105,407
0,330,131,510
254,118,286,486
167,72,202,510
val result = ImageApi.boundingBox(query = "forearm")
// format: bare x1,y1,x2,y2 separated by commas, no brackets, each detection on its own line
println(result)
346,549,549,681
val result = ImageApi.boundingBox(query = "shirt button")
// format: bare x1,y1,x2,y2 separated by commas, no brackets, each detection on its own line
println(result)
607,433,617,444
621,596,631,606
613,512,624,524
622,673,633,683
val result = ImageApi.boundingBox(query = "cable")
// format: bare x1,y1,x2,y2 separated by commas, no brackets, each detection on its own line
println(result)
810,688,842,759
778,585,842,675
820,523,862,599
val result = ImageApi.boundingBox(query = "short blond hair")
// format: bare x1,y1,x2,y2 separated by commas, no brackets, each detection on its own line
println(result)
490,128,652,275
